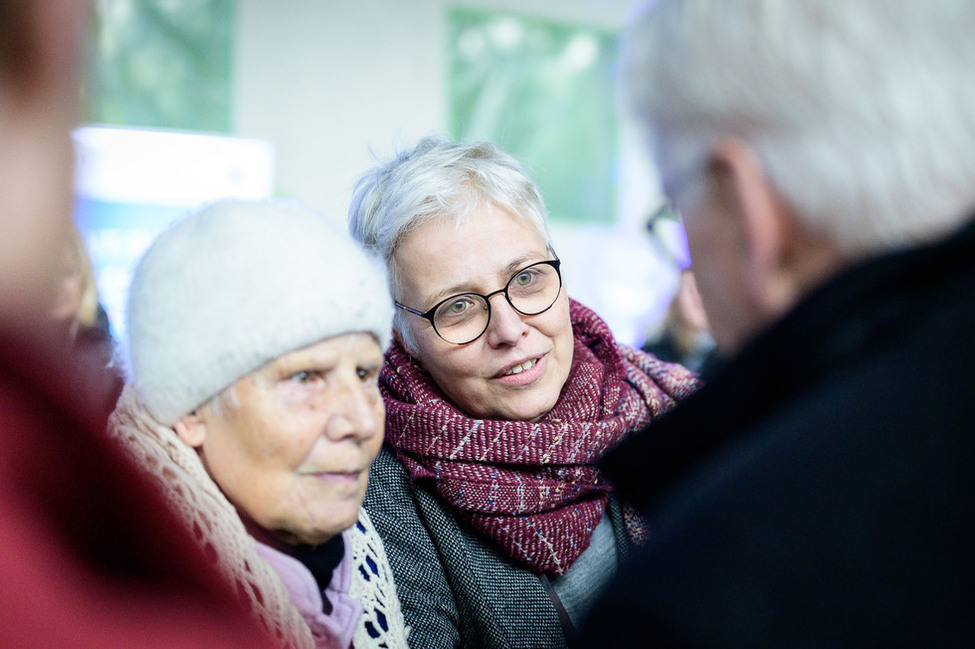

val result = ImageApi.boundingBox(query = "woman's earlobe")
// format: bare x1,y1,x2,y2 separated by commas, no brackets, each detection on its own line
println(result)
173,412,207,448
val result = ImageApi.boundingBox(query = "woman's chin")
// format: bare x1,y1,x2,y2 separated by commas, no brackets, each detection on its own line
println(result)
496,393,559,422
270,512,359,548
283,527,342,548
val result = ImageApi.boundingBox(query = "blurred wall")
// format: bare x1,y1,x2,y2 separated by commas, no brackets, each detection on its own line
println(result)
233,0,677,347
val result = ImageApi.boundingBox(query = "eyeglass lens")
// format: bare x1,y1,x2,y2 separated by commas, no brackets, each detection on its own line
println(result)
433,261,561,344
646,201,691,272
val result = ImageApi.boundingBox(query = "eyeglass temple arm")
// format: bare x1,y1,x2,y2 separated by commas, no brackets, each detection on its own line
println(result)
394,302,425,317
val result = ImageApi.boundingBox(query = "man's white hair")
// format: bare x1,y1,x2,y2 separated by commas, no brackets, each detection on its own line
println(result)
623,0,975,257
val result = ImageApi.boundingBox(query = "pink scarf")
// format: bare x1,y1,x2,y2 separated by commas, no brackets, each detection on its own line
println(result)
381,299,699,576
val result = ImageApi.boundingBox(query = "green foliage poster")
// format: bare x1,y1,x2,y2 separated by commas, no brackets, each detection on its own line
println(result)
448,7,619,224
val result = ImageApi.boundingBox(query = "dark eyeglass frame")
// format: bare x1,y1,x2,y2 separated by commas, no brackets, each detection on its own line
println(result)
645,200,691,272
395,259,562,345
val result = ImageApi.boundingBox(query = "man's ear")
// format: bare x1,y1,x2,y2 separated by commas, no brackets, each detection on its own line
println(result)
173,412,207,448
708,137,802,321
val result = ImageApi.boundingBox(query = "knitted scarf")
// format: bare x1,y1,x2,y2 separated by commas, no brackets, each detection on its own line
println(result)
381,299,700,576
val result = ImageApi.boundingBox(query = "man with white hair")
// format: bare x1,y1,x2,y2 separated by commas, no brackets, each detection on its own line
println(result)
579,0,975,645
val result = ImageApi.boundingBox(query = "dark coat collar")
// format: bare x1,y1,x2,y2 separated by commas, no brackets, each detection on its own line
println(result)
602,215,975,511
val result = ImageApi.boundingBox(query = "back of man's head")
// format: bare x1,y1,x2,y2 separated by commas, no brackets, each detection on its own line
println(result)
623,0,975,258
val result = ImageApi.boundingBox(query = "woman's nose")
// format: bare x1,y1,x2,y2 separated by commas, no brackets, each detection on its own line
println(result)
326,379,382,441
483,293,528,347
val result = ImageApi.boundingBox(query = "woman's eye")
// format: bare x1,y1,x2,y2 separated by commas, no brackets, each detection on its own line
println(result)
357,367,379,382
436,295,481,324
514,271,534,286
290,371,315,384
447,299,470,314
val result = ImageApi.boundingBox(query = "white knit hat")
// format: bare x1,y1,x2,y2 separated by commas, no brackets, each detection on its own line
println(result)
124,199,393,426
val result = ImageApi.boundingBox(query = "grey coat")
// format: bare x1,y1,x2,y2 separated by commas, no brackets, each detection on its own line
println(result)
363,445,635,649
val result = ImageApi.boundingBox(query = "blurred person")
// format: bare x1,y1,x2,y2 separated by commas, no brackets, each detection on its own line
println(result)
348,136,699,648
50,223,104,341
642,268,716,374
0,1,283,647
51,221,123,414
579,0,975,646
111,199,409,649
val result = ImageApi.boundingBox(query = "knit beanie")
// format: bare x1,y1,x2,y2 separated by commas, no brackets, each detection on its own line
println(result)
124,199,393,426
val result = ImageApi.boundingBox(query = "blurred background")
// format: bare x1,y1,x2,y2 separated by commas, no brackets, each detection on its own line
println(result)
77,0,689,349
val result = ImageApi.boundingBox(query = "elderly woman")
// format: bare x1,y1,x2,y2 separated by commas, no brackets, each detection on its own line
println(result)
348,137,699,648
110,200,409,649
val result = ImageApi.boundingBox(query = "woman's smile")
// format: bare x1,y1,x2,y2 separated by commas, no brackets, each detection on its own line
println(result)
495,354,545,386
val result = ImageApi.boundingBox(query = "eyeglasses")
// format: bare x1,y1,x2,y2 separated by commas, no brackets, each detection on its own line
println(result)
395,259,562,345
645,200,691,271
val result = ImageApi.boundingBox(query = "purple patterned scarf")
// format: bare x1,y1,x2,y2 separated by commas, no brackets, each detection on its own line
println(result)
381,299,699,576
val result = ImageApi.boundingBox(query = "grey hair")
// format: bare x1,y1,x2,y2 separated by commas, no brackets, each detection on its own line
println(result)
348,135,553,352
198,363,275,420
200,383,239,420
622,0,975,258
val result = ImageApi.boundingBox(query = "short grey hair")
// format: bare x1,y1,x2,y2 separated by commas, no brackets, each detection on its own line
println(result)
199,359,276,420
348,135,554,351
200,383,239,420
622,0,975,258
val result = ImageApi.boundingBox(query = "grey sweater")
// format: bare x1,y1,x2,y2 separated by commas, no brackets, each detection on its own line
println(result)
363,445,635,649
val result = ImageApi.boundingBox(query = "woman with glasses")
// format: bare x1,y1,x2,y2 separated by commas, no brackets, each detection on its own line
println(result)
348,136,699,649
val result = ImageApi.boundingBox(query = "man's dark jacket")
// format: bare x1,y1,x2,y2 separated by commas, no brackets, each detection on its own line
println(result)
579,218,975,647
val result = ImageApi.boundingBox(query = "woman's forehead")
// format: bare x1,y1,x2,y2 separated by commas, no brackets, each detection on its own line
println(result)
394,210,550,300
402,204,545,258
259,333,382,375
